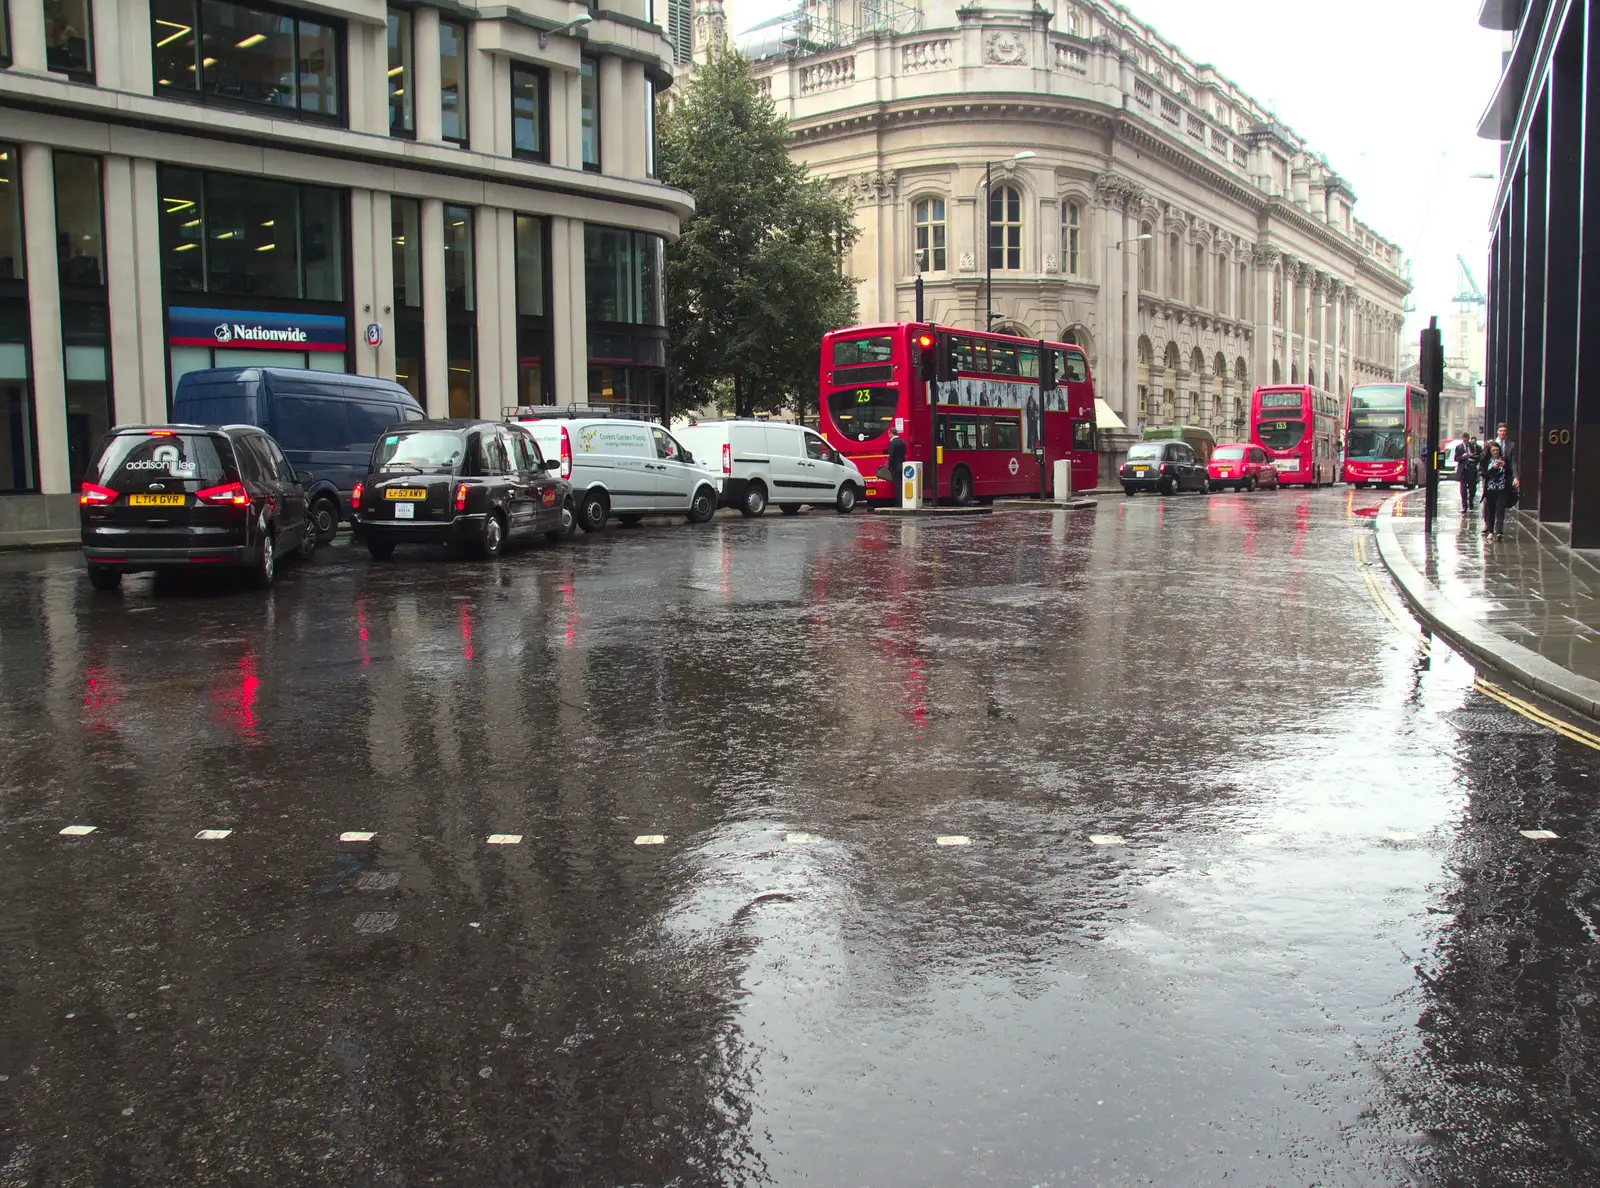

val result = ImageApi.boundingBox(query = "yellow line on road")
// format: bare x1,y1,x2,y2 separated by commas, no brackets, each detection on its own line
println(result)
1473,677,1600,751
1353,530,1431,654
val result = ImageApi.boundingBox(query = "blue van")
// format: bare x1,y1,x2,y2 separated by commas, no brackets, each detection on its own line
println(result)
173,368,425,542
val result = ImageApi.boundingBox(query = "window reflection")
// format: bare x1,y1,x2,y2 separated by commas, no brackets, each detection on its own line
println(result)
581,58,600,171
515,215,544,317
391,197,421,309
443,205,473,312
440,21,467,144
387,8,413,136
512,65,546,160
585,227,664,326
154,0,341,122
0,147,26,281
45,0,93,76
53,153,105,287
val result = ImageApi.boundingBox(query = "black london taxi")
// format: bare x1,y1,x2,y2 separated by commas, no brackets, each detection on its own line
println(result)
353,419,574,560
79,424,316,591
1119,440,1212,496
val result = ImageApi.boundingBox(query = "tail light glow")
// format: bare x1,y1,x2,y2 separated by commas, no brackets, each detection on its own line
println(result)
351,481,363,509
195,481,250,506
722,442,731,475
455,484,469,512
79,482,118,506
559,426,572,480
1159,463,1173,475
147,430,176,437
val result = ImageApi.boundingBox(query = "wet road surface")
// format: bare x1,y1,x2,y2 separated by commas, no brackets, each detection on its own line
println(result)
0,491,1596,1186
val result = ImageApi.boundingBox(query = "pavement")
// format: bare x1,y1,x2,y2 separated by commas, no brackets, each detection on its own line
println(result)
1,490,1598,1185
1375,484,1600,720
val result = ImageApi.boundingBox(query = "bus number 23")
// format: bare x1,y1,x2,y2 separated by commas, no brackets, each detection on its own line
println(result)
856,390,874,404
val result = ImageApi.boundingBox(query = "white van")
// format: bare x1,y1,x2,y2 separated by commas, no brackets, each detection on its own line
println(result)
674,420,865,517
511,414,720,533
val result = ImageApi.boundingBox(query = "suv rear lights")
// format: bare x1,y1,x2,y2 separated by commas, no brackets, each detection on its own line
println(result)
351,481,364,509
195,481,250,506
722,442,731,475
559,426,572,480
455,484,469,512
79,482,118,506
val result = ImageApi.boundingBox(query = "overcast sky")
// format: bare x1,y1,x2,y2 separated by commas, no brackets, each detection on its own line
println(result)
734,0,1506,349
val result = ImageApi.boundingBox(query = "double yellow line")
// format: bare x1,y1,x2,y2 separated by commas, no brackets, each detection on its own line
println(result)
1353,526,1600,750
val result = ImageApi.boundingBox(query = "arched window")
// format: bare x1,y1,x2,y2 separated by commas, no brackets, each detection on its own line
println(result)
1272,358,1282,384
1216,253,1228,315
1062,201,1082,276
1168,233,1181,297
913,197,946,272
1139,222,1154,290
988,185,1022,271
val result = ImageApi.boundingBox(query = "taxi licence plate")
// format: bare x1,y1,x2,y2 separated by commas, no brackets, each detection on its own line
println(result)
385,488,427,500
394,503,415,519
128,494,185,507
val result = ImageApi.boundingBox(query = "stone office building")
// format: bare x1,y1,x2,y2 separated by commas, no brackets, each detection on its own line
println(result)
737,0,1411,454
0,0,691,538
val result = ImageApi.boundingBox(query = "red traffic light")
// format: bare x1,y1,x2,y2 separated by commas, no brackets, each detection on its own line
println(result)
915,333,934,350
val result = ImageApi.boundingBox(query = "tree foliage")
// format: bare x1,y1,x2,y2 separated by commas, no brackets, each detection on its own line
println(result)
658,51,859,418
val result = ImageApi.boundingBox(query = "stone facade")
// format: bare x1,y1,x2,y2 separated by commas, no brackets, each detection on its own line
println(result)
739,0,1411,451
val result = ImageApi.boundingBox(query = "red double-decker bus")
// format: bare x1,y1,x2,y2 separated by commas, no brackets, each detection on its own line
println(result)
1342,382,1426,488
1249,385,1343,487
819,323,1098,504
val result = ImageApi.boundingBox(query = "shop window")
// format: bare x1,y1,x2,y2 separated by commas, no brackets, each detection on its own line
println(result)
54,153,105,287
580,58,600,171
443,205,473,312
387,8,413,137
439,20,467,144
393,319,423,405
153,0,342,124
0,147,25,281
391,197,422,309
987,185,1020,271
512,65,547,161
447,321,474,418
0,297,36,493
584,227,664,326
157,165,345,301
45,0,93,77
913,197,945,272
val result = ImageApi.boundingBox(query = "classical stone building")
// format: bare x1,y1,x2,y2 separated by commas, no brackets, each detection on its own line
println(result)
734,0,1410,452
0,0,689,540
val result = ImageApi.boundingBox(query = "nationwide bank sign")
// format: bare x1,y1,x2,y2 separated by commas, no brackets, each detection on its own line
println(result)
168,306,347,353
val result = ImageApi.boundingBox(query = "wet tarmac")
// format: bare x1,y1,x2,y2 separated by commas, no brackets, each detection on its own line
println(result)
0,491,1596,1186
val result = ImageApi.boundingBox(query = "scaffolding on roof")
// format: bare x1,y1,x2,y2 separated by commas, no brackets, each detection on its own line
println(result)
741,0,922,59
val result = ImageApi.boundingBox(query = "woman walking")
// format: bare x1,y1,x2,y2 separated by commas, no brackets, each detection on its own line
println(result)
1480,441,1516,541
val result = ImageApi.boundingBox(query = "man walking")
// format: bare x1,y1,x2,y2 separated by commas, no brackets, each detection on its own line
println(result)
1493,422,1514,466
1454,436,1480,509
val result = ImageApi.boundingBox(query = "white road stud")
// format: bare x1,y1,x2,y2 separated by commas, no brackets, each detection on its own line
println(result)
1089,834,1126,846
486,834,523,845
1385,832,1421,843
935,835,971,846
339,831,376,843
59,825,96,836
195,830,232,841
1520,829,1560,840
634,835,666,846
785,832,817,844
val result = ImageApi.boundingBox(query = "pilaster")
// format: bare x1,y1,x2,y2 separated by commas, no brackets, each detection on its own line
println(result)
415,7,444,144
421,197,448,416
23,144,68,495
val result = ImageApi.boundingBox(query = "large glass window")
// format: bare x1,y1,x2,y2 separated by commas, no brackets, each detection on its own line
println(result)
0,148,21,281
62,301,112,483
439,20,467,144
645,83,658,178
585,227,664,326
55,153,105,288
154,0,342,123
158,166,346,301
580,58,600,171
988,185,1020,271
45,0,93,77
386,8,413,136
1,0,11,65
391,197,421,309
447,321,474,418
914,197,945,272
515,215,547,407
0,297,36,493
393,318,423,405
443,205,473,312
1062,201,1080,276
511,64,547,161
515,215,544,317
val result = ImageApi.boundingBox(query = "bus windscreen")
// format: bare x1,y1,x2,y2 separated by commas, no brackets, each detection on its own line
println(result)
1257,420,1306,450
1346,411,1407,460
829,386,900,441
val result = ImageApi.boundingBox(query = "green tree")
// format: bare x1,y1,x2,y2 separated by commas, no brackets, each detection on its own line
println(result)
658,50,859,418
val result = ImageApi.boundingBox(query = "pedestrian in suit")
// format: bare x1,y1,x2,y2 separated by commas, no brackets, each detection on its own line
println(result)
1480,441,1515,541
1493,422,1514,468
1454,436,1480,509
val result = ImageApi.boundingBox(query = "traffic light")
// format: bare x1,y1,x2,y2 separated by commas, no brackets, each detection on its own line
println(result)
915,330,936,382
940,335,960,383
1042,346,1058,391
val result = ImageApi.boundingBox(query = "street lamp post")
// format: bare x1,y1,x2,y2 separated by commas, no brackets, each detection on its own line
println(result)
984,151,1036,330
915,248,926,323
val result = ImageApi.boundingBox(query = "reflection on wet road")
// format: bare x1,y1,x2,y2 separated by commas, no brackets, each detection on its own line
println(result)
0,491,1595,1185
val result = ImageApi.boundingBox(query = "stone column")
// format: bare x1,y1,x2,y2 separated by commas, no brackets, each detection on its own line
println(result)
621,60,647,179
1096,185,1124,423
467,19,497,153
414,7,443,145
549,217,587,402
9,0,48,72
1299,265,1312,386
1120,200,1140,427
420,197,448,416
103,155,167,425
22,144,69,495
496,208,517,403
350,189,378,377
1330,282,1344,396
371,191,396,380
599,56,625,175
473,208,504,419
548,66,573,169
1251,245,1275,388
91,0,123,88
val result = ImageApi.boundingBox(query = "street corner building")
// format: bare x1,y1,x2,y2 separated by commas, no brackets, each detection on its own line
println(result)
729,0,1410,463
0,0,693,540
1478,0,1600,546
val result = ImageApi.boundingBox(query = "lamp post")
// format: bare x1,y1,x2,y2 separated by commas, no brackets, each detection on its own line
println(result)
984,151,1036,329
1105,232,1153,425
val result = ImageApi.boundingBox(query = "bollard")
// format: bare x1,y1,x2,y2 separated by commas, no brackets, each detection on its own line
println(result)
1052,458,1073,502
901,462,924,510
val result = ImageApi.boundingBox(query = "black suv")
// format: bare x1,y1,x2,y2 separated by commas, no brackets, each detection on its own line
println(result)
79,424,315,591
1120,441,1210,496
354,420,574,560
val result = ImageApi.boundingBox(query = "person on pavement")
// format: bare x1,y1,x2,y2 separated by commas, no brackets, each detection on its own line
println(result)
1454,436,1480,510
1480,441,1515,541
1493,422,1515,466
887,432,907,507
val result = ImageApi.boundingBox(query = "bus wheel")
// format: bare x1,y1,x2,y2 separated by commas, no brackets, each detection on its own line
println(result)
950,467,974,507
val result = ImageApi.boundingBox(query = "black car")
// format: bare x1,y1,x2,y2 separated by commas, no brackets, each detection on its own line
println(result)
354,420,574,560
1120,441,1210,495
79,424,315,591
